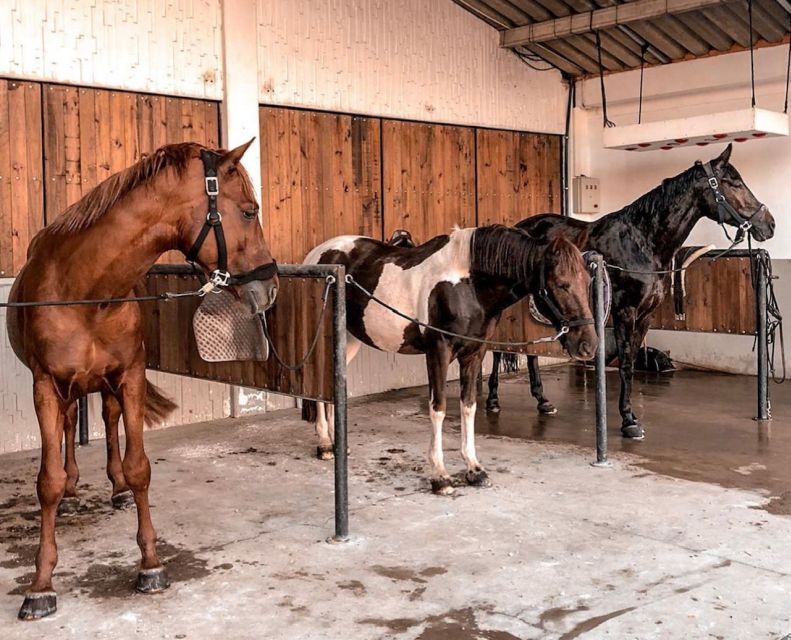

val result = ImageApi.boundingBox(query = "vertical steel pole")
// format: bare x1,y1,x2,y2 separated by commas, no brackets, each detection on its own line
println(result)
756,252,770,420
591,254,609,467
332,266,349,541
78,395,89,446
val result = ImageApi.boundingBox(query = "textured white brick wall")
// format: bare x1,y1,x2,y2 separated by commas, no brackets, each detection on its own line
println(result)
257,0,566,133
0,0,222,99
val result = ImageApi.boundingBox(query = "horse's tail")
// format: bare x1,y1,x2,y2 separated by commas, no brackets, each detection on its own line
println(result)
144,379,178,427
302,399,317,422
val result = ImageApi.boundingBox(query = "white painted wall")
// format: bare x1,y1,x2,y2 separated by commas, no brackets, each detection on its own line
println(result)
0,0,222,99
573,45,790,375
256,0,566,133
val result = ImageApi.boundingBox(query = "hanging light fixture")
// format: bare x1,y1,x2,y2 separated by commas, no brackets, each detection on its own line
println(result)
603,0,790,152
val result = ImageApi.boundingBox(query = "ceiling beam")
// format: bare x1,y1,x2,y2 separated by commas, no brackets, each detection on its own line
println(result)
500,0,730,47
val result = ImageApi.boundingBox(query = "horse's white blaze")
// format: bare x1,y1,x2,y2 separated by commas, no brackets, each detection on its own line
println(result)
303,235,362,264
364,228,473,352
460,401,480,471
429,405,448,479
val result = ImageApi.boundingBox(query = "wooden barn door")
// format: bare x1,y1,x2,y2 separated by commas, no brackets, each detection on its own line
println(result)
259,106,382,263
0,81,44,277
477,129,564,356
381,120,475,243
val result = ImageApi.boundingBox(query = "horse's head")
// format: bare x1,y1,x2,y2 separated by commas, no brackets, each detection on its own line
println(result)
532,235,598,361
177,140,278,315
698,144,775,242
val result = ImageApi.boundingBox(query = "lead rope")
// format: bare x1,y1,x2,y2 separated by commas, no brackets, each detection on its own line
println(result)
638,43,648,124
785,13,791,114
259,276,334,371
344,274,583,347
0,283,217,309
748,0,756,108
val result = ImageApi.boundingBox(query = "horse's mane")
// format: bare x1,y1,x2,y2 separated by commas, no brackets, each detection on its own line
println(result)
616,164,698,221
46,142,204,234
472,225,579,283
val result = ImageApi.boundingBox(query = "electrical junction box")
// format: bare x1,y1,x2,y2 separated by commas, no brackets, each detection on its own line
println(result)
573,175,600,215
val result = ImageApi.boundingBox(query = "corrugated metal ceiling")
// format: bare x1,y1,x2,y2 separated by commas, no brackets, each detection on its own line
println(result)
453,0,790,77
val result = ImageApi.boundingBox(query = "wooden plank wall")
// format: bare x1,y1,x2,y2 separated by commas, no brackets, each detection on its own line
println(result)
0,79,221,276
0,80,44,278
381,120,476,241
259,106,381,263
651,255,757,335
143,270,335,402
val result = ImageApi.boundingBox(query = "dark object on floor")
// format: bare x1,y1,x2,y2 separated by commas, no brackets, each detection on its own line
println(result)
633,347,675,373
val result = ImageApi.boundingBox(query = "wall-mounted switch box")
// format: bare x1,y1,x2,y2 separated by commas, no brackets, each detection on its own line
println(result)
573,175,600,215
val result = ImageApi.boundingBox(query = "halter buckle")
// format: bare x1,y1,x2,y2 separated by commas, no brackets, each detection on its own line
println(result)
708,176,719,190
740,220,753,232
210,269,231,288
205,176,219,196
207,210,222,225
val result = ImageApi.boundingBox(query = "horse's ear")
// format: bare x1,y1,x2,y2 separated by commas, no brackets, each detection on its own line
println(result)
714,142,732,166
571,228,589,250
220,138,255,169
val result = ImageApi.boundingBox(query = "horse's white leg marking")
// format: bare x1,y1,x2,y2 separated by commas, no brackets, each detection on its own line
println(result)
460,400,482,472
429,399,449,481
315,402,332,450
327,333,361,445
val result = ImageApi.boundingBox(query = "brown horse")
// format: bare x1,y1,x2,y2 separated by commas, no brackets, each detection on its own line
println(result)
6,140,278,620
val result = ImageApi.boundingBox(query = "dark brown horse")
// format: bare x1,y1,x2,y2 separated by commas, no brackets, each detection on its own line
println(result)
6,140,278,620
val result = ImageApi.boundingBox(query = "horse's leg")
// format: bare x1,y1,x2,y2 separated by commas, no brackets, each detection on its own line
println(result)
57,402,80,515
102,390,134,509
528,356,556,415
18,376,66,620
426,343,453,495
485,351,501,413
316,334,361,460
459,351,490,487
614,313,643,439
117,362,168,593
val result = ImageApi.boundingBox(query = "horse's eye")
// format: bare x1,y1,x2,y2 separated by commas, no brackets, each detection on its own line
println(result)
243,209,259,220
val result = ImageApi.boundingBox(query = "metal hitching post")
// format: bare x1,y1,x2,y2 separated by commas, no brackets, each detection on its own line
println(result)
332,265,349,541
756,251,770,421
78,395,89,445
591,254,610,467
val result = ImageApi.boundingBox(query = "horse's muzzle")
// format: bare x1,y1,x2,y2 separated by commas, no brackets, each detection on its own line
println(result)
242,277,279,315
749,206,775,242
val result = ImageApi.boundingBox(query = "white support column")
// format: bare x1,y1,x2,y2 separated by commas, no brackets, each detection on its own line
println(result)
220,0,262,202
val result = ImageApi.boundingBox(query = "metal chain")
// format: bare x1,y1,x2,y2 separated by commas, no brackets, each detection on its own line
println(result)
259,276,334,371
345,274,573,348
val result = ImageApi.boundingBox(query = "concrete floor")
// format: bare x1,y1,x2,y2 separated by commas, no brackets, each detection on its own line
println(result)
1,365,791,639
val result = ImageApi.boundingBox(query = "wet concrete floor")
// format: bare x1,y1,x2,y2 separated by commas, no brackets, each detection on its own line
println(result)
1,365,791,638
476,364,791,516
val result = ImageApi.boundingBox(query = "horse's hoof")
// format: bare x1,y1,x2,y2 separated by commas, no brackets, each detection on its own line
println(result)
485,400,501,414
465,469,491,487
18,591,57,620
537,402,557,415
431,477,455,496
621,423,645,440
136,567,170,594
57,496,80,516
111,490,135,510
316,445,335,461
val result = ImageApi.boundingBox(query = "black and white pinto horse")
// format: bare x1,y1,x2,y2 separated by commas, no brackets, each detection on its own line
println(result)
303,225,598,494
487,144,776,438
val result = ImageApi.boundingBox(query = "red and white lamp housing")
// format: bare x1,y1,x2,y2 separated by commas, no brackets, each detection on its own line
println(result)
603,107,789,152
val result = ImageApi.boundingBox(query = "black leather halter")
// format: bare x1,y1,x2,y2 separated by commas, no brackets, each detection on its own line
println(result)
533,259,595,336
185,149,277,288
697,160,767,242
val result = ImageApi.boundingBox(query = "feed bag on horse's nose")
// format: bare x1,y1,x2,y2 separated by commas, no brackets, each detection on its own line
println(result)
192,290,269,362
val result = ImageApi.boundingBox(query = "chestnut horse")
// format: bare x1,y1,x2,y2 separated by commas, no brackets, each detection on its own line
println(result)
6,140,278,620
302,226,597,494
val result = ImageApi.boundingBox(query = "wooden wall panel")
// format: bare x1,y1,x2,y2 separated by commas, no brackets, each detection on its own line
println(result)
651,255,757,335
259,106,382,264
143,269,335,402
476,129,561,226
0,80,44,277
43,86,220,262
382,120,475,243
